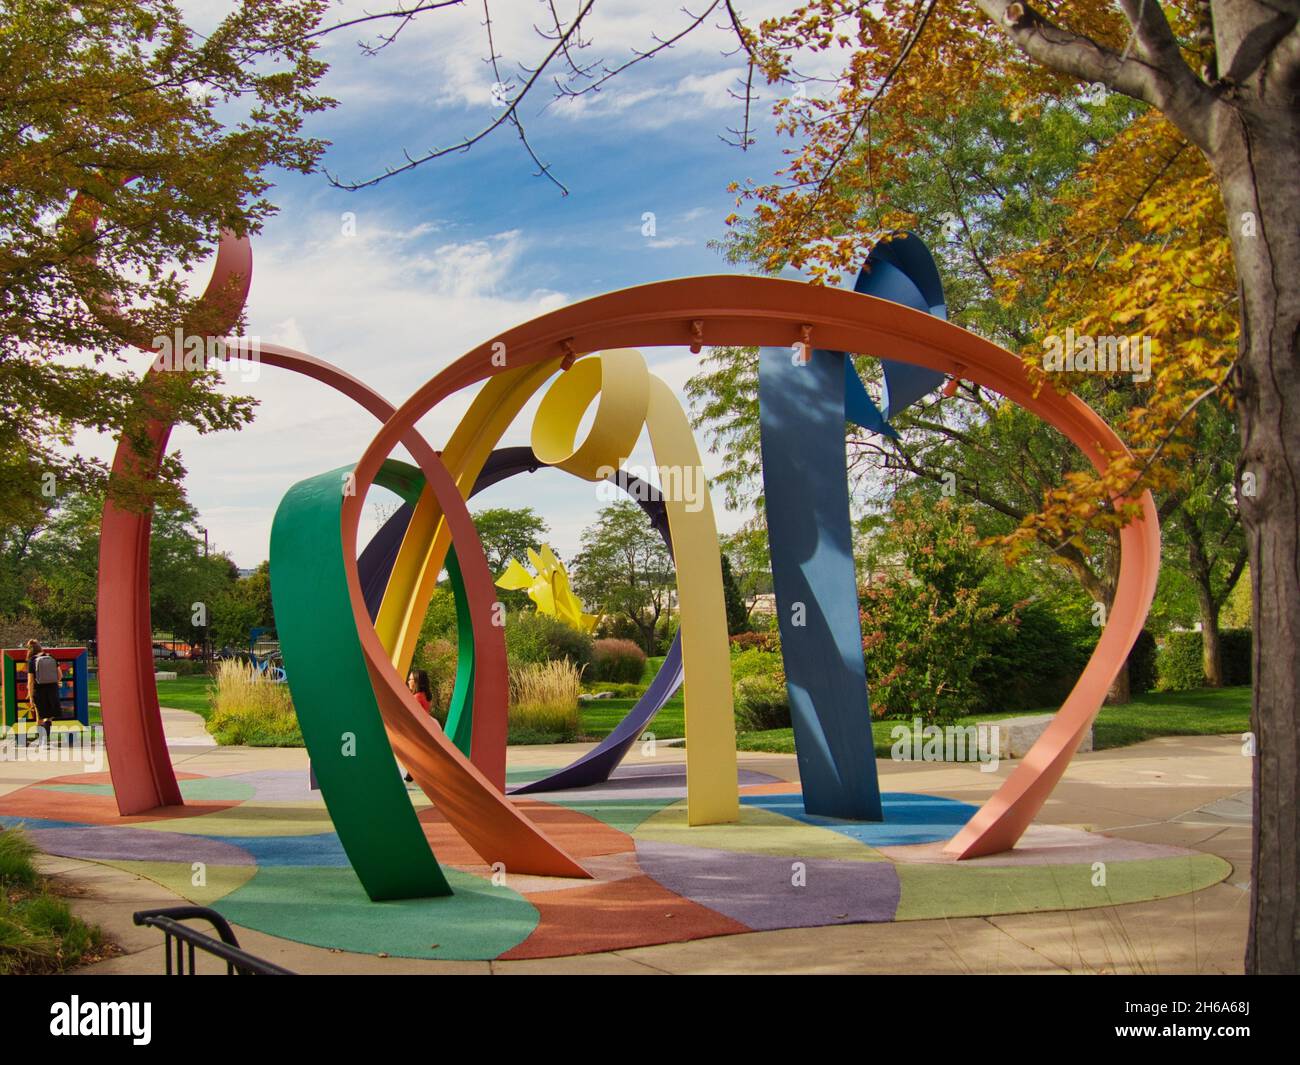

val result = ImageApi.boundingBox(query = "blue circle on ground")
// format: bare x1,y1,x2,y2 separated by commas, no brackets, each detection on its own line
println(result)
741,791,977,846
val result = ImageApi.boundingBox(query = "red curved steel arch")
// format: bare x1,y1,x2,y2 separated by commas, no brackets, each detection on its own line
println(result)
96,254,1157,861
96,233,253,813
339,275,1159,860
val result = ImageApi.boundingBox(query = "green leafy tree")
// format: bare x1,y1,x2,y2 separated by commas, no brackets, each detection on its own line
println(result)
471,507,550,576
692,90,1248,702
571,500,674,655
20,488,236,643
859,498,1022,723
1155,402,1248,686
210,563,274,651
719,554,749,636
721,524,772,629
0,0,332,527
471,506,550,610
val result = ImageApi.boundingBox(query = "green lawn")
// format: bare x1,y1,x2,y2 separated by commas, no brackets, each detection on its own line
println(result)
736,686,1252,757
88,666,1251,762
579,654,686,740
87,675,216,724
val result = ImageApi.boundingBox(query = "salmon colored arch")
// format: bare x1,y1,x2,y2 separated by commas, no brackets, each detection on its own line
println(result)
340,275,1159,860
96,231,254,814
98,334,586,872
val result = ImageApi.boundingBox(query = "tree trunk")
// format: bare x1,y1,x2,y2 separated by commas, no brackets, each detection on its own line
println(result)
1106,663,1131,705
1100,555,1130,705
634,616,656,656
1187,525,1225,687
1212,100,1300,975
1200,599,1224,688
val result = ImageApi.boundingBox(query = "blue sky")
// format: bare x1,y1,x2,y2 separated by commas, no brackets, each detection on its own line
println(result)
77,0,828,567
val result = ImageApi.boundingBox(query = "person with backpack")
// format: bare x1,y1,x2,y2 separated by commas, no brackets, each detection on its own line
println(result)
27,641,62,742
23,639,39,726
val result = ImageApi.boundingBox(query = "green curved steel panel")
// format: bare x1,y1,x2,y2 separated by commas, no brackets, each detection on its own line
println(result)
271,460,451,901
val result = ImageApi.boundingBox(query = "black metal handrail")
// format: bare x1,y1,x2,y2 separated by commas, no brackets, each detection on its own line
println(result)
132,906,295,975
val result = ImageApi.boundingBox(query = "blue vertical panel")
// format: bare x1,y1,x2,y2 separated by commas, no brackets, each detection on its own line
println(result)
757,232,948,821
73,652,89,726
758,344,883,820
853,233,948,420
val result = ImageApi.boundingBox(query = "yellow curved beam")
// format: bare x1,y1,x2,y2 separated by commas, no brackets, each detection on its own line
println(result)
379,348,738,825
376,360,562,670
530,350,738,826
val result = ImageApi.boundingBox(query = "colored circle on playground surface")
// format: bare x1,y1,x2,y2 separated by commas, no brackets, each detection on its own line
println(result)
213,865,539,961
739,791,980,847
0,771,1232,961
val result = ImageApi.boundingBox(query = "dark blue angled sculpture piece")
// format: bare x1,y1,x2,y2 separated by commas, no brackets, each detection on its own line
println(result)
759,233,948,821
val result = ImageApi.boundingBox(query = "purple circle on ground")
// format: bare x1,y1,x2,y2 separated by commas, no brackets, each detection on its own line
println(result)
636,840,901,930
28,826,256,866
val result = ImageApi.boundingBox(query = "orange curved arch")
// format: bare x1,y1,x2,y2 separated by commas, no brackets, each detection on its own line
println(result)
339,275,1159,860
96,233,253,814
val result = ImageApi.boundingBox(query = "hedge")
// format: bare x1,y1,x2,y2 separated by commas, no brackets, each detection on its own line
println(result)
734,674,791,730
1127,629,1158,695
1157,628,1252,690
590,638,646,684
505,612,595,675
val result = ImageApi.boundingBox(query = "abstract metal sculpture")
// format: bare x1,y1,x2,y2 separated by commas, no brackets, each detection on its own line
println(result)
496,546,597,634
92,227,1158,903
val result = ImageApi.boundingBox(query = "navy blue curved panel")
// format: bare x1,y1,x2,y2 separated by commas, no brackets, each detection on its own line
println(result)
358,503,413,622
355,446,683,794
486,450,684,796
759,343,883,819
759,233,948,821
855,233,948,420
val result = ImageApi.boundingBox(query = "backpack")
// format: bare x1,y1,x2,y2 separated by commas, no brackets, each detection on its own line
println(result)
33,654,59,685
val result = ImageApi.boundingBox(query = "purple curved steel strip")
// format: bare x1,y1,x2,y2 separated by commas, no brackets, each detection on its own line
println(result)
353,446,686,795
359,503,414,622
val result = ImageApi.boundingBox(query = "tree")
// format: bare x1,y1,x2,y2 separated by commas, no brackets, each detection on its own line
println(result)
691,92,1176,701
721,524,773,628
731,0,1295,974
0,0,332,526
210,561,275,651
472,505,551,610
18,488,236,644
570,500,674,654
1156,402,1249,685
719,554,750,635
471,506,550,577
860,497,1023,722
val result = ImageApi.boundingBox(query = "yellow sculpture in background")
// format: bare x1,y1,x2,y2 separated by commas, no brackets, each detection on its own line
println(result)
496,545,598,635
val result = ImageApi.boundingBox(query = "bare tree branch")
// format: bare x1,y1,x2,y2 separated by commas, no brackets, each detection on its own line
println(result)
479,0,568,195
304,1,467,44
555,2,724,100
326,0,597,190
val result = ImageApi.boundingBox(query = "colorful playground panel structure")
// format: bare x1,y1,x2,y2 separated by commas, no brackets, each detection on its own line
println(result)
88,219,1159,905
2,647,90,727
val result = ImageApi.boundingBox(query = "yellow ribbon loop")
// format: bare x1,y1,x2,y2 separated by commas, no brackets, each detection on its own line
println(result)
531,349,649,480
531,350,738,825
377,349,738,825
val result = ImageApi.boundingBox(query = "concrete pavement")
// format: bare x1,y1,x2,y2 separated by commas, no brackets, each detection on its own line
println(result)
4,717,1251,974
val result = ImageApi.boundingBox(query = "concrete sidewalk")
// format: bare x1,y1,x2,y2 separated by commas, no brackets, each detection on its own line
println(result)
8,719,1250,974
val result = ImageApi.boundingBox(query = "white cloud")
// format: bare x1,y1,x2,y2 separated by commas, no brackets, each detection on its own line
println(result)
68,209,581,566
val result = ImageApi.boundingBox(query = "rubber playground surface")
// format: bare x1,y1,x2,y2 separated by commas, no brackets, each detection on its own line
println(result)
0,757,1230,961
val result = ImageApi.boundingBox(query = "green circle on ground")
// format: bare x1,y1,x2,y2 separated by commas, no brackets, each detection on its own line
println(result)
213,865,538,960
